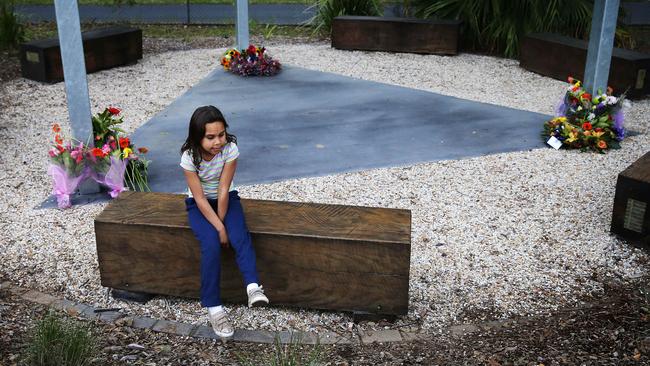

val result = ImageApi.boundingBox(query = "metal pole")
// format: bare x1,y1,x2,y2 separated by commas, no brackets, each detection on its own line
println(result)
235,0,249,50
186,0,190,25
584,0,621,95
53,0,99,194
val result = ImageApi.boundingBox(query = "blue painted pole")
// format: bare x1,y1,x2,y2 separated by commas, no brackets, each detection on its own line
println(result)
53,0,99,193
584,0,621,95
235,0,249,50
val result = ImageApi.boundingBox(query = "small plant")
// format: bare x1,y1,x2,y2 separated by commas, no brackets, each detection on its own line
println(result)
0,0,25,51
237,333,323,366
307,0,382,35
24,312,96,366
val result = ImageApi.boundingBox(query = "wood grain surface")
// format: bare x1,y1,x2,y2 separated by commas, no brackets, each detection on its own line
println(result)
95,192,411,315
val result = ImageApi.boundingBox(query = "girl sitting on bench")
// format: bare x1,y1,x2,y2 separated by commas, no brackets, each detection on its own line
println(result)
180,105,269,338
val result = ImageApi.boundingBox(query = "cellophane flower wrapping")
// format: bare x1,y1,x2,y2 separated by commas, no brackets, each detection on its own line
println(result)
47,165,89,209
94,156,127,198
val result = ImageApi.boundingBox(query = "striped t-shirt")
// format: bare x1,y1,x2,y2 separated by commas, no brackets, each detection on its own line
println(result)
180,142,239,199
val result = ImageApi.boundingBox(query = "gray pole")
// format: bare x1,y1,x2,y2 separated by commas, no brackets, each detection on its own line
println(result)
53,0,92,144
235,0,249,50
54,0,99,194
584,0,620,96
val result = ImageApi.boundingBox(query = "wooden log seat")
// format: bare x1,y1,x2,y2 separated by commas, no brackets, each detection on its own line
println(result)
95,192,412,316
611,151,650,250
519,33,650,99
20,26,142,83
331,16,461,55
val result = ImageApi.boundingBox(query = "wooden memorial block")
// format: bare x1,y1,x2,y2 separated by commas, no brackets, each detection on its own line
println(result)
20,26,142,83
331,16,460,55
520,33,650,99
95,192,411,316
611,151,650,249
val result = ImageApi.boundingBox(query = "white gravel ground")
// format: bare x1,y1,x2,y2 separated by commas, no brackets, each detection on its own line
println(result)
1,43,648,335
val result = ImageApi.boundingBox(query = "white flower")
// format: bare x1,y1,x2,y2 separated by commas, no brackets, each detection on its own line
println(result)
577,106,583,111
588,113,595,121
606,96,618,105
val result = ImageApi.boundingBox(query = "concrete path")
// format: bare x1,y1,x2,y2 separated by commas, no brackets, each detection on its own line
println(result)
131,65,550,194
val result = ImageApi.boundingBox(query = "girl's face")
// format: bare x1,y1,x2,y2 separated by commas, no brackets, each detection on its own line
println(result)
200,121,227,158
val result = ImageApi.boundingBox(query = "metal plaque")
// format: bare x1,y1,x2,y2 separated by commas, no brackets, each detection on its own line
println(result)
25,51,40,63
636,69,646,90
623,198,646,233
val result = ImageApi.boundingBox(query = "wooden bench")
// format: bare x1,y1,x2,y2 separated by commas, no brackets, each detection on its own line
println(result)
95,192,411,316
20,26,142,83
331,16,460,55
611,151,650,250
519,33,650,99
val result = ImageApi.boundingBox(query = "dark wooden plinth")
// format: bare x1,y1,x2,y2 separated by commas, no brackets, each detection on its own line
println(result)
331,16,460,55
611,152,650,249
20,26,142,83
520,33,650,99
95,192,411,315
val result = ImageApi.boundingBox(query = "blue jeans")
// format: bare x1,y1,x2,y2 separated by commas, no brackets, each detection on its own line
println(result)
185,190,259,307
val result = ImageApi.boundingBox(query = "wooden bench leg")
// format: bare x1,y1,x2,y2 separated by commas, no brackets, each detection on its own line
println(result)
110,288,155,304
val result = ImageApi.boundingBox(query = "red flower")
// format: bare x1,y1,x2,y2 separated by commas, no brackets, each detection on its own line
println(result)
582,93,591,100
138,147,149,154
54,134,63,145
247,44,257,56
567,76,574,84
91,148,106,158
52,123,61,133
107,107,121,115
56,145,65,153
582,122,593,131
595,127,603,133
119,137,130,149
597,140,607,149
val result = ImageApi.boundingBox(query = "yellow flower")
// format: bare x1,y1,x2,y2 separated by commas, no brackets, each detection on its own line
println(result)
566,131,578,143
122,147,133,158
592,131,605,138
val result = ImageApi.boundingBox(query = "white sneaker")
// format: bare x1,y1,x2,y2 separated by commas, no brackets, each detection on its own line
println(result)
247,285,269,308
208,310,234,338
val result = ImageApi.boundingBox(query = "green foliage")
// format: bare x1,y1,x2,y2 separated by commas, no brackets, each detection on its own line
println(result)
0,0,26,50
238,333,324,366
24,312,96,366
413,0,593,58
307,0,382,35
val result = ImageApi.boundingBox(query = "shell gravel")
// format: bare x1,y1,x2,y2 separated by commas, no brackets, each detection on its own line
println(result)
1,44,649,335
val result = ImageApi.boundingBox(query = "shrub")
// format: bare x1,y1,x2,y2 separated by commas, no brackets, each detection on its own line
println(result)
0,0,25,50
24,312,96,366
413,0,593,58
307,0,382,35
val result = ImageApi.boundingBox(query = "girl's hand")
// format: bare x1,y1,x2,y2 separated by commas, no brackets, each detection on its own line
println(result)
219,228,230,248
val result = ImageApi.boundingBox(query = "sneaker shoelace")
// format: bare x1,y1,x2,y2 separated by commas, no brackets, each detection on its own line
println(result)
250,285,265,297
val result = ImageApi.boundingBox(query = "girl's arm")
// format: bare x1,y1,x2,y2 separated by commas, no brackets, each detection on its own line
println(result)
217,159,237,221
183,170,227,240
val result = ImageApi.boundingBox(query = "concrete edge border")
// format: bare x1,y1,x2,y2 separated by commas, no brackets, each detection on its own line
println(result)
2,281,447,345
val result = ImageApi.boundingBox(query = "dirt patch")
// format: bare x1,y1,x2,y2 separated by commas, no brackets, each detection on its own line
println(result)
2,274,649,365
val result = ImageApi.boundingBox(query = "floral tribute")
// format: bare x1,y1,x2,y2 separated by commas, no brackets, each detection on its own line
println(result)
542,77,626,153
47,107,150,209
220,44,281,77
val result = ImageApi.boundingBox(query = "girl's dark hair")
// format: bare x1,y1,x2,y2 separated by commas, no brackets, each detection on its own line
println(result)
180,105,237,170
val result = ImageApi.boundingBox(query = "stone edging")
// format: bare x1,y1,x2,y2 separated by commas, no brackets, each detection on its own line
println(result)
1,281,445,345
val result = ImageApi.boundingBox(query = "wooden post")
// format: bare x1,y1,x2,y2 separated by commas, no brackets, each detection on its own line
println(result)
584,0,621,95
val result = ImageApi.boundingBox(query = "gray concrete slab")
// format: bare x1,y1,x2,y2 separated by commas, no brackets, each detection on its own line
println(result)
130,65,550,194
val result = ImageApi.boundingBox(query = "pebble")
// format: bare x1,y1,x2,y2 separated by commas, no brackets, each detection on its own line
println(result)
0,44,648,334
